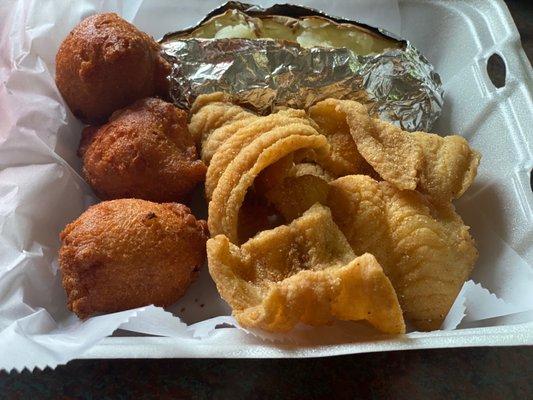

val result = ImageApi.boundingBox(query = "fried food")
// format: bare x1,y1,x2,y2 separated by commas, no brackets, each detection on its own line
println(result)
264,172,330,222
328,175,478,330
237,191,284,244
253,156,330,193
208,204,405,334
55,13,170,124
308,99,370,176
201,114,259,164
331,99,480,201
410,131,480,200
190,96,354,183
258,161,334,221
189,93,257,154
253,154,296,195
59,199,208,319
202,107,317,199
79,97,206,202
290,162,335,181
195,95,480,332
207,120,329,243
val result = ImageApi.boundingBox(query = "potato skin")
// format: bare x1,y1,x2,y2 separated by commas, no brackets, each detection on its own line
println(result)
79,97,206,203
55,13,170,124
59,199,208,318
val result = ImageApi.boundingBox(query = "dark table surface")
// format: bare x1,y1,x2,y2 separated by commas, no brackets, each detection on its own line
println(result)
1,1,532,399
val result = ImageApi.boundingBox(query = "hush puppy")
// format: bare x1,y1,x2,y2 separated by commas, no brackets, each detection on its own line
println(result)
59,199,208,318
55,13,170,124
79,97,206,202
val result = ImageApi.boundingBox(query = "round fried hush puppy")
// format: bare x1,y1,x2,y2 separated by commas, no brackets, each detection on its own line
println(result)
55,13,170,124
79,98,206,202
59,199,208,318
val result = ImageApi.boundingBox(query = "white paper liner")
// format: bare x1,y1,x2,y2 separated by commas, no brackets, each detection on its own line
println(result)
0,0,532,372
118,306,189,338
442,280,523,331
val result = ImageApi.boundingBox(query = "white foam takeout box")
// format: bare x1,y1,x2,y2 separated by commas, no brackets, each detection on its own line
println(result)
0,0,531,370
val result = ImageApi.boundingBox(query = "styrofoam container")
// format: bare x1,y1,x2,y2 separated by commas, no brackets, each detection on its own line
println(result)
83,0,533,359
0,0,531,368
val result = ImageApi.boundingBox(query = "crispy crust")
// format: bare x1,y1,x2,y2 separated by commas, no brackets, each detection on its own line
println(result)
208,204,405,334
79,97,206,202
59,199,208,318
333,99,481,202
55,13,170,124
328,175,478,330
208,123,328,243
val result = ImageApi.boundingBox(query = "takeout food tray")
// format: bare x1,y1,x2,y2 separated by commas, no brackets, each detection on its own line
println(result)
81,323,533,359
84,0,533,358
0,0,531,369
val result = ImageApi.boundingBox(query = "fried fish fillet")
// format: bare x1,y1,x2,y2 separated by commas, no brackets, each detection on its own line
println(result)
190,96,365,183
237,191,284,244
195,95,479,333
256,159,333,199
201,114,259,164
205,108,317,200
208,120,329,243
328,175,478,330
207,204,405,334
253,154,296,195
329,99,480,202
193,97,479,203
290,162,334,181
308,98,370,176
260,161,333,222
264,174,330,222
189,92,257,153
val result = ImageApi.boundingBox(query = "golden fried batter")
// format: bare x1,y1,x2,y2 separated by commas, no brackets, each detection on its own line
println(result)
264,173,330,222
253,154,296,195
208,121,329,243
308,99,370,176
256,160,334,222
237,191,284,244
190,97,351,182
328,175,478,330
208,204,405,333
59,199,208,318
205,108,317,199
189,92,257,153
201,115,259,164
290,162,334,181
79,97,206,202
56,13,170,124
332,100,480,201
188,95,480,334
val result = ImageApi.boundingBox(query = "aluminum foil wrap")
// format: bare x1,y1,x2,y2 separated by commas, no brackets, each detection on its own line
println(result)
160,4,443,131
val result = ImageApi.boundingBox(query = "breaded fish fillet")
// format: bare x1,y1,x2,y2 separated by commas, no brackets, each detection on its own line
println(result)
208,204,405,334
330,99,480,202
328,175,478,330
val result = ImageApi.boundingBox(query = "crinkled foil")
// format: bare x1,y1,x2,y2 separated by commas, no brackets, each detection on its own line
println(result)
160,4,443,132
